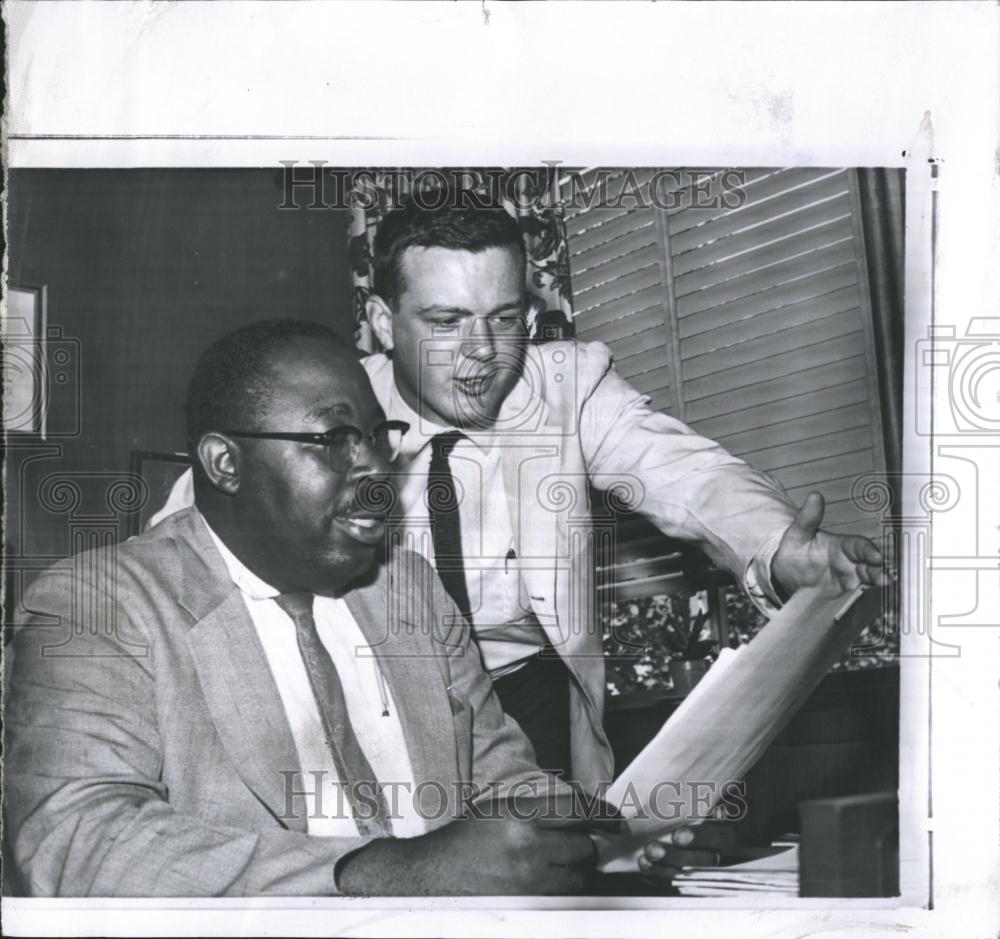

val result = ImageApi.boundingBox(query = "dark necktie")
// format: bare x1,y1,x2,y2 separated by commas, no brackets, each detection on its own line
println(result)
428,431,472,620
273,591,393,837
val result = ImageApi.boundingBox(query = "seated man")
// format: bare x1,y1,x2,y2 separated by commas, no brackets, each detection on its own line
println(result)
4,319,611,897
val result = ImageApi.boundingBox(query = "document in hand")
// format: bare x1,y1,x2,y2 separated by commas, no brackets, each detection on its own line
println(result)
597,581,885,872
672,842,800,896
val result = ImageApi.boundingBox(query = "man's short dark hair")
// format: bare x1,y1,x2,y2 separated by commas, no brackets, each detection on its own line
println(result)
184,319,349,460
372,202,525,308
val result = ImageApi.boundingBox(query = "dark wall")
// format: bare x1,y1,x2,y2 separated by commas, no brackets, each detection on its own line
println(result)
6,169,353,579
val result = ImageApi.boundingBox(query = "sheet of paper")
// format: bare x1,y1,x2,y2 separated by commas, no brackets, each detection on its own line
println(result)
597,582,884,872
673,844,800,896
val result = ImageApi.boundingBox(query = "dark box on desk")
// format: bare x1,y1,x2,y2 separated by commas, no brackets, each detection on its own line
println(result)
799,790,899,897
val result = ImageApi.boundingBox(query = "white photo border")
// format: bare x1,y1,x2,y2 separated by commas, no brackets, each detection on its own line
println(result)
4,2,998,937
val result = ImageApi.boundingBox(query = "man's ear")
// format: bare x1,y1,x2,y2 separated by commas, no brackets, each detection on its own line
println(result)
366,294,395,352
196,433,241,495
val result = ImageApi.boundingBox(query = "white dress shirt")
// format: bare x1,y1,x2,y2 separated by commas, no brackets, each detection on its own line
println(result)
380,365,548,677
203,517,426,838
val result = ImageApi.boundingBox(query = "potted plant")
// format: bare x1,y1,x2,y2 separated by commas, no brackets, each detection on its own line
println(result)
663,607,717,695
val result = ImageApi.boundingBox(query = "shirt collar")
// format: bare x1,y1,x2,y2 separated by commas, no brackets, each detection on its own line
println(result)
386,367,498,458
201,512,280,601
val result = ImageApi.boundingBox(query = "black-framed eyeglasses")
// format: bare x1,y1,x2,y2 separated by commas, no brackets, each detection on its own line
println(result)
224,420,410,472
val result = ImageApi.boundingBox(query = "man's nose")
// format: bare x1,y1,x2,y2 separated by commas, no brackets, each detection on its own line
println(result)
347,435,390,480
462,316,497,360
352,464,397,519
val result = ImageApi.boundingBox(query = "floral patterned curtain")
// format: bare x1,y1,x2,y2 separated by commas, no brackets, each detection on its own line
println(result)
348,168,575,353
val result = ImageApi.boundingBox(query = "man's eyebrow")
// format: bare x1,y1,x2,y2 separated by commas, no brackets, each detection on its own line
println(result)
304,403,353,424
414,301,524,318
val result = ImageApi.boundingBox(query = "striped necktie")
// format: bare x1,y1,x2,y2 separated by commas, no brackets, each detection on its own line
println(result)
273,591,392,837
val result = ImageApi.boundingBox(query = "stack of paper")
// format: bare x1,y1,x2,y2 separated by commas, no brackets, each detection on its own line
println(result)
597,581,884,872
672,844,799,897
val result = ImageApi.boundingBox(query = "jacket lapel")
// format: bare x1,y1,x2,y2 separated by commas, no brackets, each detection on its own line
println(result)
186,594,310,833
498,363,570,643
173,510,309,832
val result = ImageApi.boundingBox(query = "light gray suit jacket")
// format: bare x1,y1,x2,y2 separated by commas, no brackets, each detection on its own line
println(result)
4,508,554,897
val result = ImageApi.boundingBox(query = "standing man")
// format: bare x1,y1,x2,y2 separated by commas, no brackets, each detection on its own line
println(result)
153,204,886,794
362,203,886,792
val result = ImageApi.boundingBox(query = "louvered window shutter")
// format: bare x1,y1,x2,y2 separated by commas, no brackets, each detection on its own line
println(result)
565,167,887,549
566,169,680,416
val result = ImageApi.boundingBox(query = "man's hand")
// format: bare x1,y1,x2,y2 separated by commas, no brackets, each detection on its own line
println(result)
637,823,738,884
338,800,621,896
771,491,888,600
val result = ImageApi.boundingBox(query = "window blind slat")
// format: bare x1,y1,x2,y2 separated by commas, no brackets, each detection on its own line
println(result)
684,355,868,423
561,169,627,216
617,343,679,377
677,239,857,318
666,167,844,235
683,331,864,401
574,262,662,313
671,206,853,279
695,377,869,440
681,284,861,357
573,243,662,294
606,322,671,360
717,402,872,458
573,283,663,328
673,217,855,298
752,425,873,474
682,307,862,382
771,449,874,491
663,167,776,223
571,221,659,275
669,170,849,253
646,387,674,414
678,264,858,339
569,209,656,258
563,169,658,221
627,364,673,396
576,307,663,347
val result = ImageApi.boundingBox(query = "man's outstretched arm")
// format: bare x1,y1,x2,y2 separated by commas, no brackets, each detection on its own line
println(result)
575,342,885,605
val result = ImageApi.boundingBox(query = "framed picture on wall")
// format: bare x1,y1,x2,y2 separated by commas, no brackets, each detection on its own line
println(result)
3,282,48,437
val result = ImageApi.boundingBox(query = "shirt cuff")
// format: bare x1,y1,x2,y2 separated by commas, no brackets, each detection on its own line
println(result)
743,526,791,617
